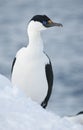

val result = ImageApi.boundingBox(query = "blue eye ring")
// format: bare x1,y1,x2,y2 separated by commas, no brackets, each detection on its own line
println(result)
42,21,47,25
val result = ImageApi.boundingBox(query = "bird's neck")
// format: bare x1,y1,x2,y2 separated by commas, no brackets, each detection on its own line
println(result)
27,29,44,52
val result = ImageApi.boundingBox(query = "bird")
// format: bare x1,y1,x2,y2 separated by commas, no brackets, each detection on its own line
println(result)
11,15,63,108
65,111,83,125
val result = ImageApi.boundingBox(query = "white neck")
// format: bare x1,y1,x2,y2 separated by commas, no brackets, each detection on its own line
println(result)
27,22,44,52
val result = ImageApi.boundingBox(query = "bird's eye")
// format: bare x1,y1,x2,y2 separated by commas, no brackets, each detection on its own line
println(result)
42,21,47,25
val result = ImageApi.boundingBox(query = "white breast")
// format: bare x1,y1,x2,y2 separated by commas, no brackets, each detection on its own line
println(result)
11,47,49,104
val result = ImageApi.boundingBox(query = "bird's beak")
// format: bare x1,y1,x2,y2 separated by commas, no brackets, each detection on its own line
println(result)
46,20,63,27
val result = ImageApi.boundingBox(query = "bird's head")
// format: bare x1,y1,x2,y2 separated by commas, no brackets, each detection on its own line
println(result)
28,15,63,32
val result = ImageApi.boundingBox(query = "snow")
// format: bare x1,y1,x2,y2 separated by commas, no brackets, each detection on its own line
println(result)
0,74,83,130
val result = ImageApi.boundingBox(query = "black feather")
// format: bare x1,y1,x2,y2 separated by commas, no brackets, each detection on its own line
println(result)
30,15,50,23
11,57,16,73
76,111,83,115
41,53,53,108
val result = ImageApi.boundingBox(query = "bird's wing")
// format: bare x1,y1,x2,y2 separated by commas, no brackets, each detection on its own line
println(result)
41,53,53,108
76,111,83,115
11,57,16,73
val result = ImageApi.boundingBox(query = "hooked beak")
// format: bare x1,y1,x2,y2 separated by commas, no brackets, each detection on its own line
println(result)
46,20,63,28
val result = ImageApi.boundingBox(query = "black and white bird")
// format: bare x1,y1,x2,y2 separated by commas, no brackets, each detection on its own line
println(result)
11,15,62,108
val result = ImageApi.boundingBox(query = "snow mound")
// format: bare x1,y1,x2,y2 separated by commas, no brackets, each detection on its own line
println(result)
0,74,83,130
0,74,12,88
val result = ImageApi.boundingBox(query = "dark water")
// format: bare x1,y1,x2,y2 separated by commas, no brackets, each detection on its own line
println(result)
0,0,83,116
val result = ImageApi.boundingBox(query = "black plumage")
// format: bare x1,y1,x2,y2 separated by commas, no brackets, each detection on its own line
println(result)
11,57,16,73
41,53,53,108
76,111,83,115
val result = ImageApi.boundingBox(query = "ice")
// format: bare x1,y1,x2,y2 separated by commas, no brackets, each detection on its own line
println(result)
0,74,83,130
